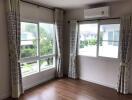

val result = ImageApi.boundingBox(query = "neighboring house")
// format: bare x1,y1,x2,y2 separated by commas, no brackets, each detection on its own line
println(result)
100,24,120,46
80,24,120,47
80,31,97,41
21,32,35,48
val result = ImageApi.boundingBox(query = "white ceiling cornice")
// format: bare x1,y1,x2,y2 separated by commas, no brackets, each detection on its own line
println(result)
23,0,126,9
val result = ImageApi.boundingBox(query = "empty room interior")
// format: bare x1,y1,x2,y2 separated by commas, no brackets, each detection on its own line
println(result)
1,0,132,100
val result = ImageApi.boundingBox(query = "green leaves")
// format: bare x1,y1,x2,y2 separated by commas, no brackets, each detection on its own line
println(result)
39,26,53,56
80,38,97,48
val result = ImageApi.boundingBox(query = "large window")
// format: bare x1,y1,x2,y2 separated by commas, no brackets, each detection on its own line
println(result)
20,22,55,77
79,21,120,58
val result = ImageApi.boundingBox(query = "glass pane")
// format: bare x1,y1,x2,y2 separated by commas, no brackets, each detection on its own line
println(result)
39,23,54,56
108,32,113,41
21,22,38,40
79,23,98,57
21,22,38,58
21,61,39,77
99,24,120,41
99,41,119,58
21,40,37,58
114,31,119,41
40,57,54,71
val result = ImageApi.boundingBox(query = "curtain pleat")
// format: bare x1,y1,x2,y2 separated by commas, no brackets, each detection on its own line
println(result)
6,0,23,98
117,15,132,94
68,21,79,79
54,9,64,78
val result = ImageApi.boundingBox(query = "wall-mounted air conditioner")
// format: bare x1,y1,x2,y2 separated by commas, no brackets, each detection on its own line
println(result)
84,6,110,19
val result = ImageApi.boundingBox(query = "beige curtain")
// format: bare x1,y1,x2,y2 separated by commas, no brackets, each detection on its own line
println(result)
54,9,64,78
6,0,23,98
68,21,79,79
117,15,132,94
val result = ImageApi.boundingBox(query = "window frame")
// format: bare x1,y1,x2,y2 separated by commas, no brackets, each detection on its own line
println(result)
20,20,56,77
78,20,99,57
78,19,120,59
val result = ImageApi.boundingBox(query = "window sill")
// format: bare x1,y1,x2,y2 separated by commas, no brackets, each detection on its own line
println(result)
22,66,55,78
41,66,55,72
78,54,97,58
22,71,39,78
97,56,120,62
78,54,120,61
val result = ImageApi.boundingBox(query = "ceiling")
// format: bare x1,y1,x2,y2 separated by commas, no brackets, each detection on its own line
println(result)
25,0,124,9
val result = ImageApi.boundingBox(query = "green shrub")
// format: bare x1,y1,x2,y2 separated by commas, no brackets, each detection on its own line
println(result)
80,41,85,48
21,48,35,58
88,38,97,45
80,38,97,48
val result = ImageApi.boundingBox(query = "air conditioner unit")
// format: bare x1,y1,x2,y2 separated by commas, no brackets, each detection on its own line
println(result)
84,6,110,19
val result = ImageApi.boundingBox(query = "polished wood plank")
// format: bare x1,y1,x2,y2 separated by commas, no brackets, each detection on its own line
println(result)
6,78,132,100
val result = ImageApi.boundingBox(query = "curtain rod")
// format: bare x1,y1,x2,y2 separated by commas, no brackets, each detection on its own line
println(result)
20,0,54,10
68,17,120,23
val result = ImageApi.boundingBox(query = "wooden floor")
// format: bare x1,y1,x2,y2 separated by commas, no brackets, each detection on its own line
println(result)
6,78,132,100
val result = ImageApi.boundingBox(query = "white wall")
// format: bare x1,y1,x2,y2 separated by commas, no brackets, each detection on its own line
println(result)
78,56,120,89
0,0,10,99
23,68,55,90
64,0,132,92
65,1,132,20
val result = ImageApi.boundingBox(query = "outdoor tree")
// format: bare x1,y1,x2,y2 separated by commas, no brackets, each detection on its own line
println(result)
25,24,37,36
39,26,53,56
39,26,53,65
